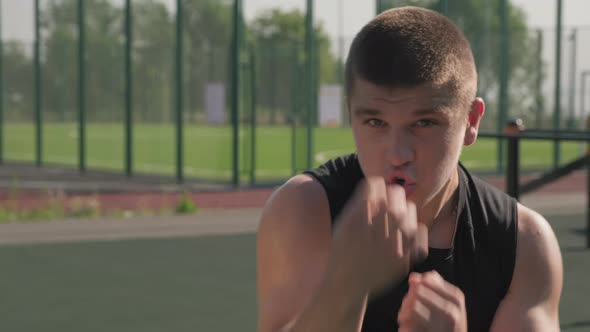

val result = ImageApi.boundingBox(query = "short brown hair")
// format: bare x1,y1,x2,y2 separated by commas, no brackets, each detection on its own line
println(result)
345,6,477,109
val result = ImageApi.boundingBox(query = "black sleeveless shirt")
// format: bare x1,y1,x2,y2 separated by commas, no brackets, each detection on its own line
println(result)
303,153,517,332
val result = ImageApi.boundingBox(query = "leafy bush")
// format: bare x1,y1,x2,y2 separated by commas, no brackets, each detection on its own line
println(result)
175,192,198,214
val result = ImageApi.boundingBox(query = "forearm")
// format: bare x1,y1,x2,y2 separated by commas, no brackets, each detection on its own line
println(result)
280,270,368,332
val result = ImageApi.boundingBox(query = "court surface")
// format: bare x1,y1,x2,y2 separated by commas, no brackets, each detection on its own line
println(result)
0,207,588,331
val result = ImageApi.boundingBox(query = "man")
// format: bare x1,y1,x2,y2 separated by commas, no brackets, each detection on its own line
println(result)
257,6,562,332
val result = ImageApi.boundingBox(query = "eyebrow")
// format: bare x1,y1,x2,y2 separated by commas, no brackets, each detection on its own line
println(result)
413,107,445,116
353,107,445,117
353,108,382,117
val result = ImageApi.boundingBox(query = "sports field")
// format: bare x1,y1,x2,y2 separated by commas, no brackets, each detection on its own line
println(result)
4,123,586,179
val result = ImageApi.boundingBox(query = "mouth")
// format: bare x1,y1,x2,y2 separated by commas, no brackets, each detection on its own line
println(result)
387,175,415,186
387,175,416,196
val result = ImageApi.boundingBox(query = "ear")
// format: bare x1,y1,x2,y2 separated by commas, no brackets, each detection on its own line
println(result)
464,98,485,146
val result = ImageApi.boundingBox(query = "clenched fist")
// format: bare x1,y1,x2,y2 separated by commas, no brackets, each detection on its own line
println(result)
325,177,429,297
398,271,467,332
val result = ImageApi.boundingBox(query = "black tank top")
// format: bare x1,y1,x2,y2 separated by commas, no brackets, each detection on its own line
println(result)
303,153,517,331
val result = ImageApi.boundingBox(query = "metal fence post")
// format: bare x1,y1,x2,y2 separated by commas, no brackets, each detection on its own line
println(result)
505,119,524,200
305,0,314,169
231,0,242,187
34,0,42,167
535,29,544,128
270,45,276,125
291,48,299,176
249,49,257,186
175,0,184,183
567,29,577,129
553,0,563,168
78,0,86,172
497,0,510,175
0,1,4,163
587,116,590,248
125,0,133,176
582,71,590,123
440,0,449,15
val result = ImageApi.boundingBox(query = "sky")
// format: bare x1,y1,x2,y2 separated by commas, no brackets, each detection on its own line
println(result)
3,0,589,41
1,0,589,115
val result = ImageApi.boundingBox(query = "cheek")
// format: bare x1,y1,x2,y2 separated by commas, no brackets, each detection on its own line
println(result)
415,130,463,189
416,129,459,160
352,128,388,175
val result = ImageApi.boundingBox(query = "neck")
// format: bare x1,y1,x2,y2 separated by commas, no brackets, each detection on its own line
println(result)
419,168,459,230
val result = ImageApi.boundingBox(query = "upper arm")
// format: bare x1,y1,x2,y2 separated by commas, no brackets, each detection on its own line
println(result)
490,204,563,332
256,174,332,332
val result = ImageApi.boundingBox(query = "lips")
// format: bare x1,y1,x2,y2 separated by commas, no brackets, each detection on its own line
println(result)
386,173,416,197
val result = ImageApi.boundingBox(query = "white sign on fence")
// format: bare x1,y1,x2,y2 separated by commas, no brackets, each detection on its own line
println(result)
205,83,226,125
319,85,343,127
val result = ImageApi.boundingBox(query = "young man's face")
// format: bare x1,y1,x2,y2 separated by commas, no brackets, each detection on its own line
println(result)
349,78,483,209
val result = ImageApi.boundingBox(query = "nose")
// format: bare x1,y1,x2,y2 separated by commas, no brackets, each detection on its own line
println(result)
385,130,415,167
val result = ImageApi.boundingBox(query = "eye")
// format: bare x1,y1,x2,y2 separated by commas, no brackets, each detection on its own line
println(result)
414,119,437,128
365,118,386,128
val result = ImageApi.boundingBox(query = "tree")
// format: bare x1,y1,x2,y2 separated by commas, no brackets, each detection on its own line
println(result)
3,41,34,121
40,0,81,122
34,0,236,124
41,0,125,122
39,0,178,123
442,0,543,130
132,0,174,123
377,0,545,131
183,0,233,123
247,8,339,125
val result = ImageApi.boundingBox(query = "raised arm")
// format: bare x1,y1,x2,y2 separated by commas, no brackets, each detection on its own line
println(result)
257,175,422,332
256,174,367,332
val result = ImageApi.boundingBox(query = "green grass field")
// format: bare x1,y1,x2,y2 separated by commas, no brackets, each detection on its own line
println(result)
4,122,587,180
0,213,588,331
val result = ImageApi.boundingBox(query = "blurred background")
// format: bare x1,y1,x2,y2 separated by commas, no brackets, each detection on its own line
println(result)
1,0,589,185
0,1,589,331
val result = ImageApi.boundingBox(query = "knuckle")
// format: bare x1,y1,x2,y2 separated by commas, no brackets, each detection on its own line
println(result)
448,304,464,324
443,305,459,322
388,204,407,223
454,288,465,304
412,305,423,318
429,270,442,279
403,218,418,234
426,271,443,285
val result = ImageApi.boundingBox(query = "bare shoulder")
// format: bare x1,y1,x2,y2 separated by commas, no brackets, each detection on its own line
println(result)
516,204,559,241
513,203,563,302
491,204,563,331
259,173,330,230
258,174,332,250
515,204,563,281
257,174,332,332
